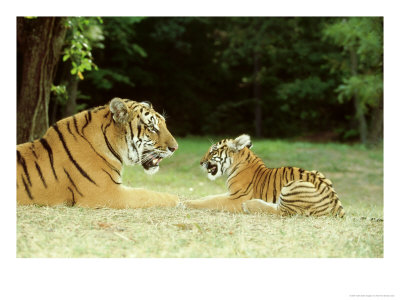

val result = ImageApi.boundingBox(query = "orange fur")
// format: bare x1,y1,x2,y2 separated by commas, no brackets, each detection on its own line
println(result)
185,134,345,217
17,98,179,208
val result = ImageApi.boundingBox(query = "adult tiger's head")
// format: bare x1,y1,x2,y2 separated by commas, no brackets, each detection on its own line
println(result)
200,134,252,180
109,97,178,175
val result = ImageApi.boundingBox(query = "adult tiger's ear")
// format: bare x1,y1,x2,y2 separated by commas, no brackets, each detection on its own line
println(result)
228,134,253,152
140,101,153,109
110,98,131,123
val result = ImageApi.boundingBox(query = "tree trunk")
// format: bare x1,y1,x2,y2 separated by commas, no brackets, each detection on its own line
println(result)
62,73,79,118
253,51,262,138
350,47,368,145
354,95,368,145
17,17,67,144
368,96,383,145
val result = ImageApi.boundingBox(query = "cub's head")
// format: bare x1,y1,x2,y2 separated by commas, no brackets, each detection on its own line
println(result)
200,134,252,180
110,97,178,174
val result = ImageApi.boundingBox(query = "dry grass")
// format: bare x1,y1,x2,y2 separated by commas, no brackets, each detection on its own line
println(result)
17,137,383,258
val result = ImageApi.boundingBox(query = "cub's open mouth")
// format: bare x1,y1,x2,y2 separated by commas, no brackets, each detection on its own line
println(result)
142,155,163,170
207,163,218,176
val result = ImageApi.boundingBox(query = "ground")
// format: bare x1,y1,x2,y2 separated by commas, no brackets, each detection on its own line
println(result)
16,137,383,257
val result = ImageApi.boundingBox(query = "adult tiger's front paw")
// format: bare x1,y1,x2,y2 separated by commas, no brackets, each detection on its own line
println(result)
242,202,251,214
157,193,180,207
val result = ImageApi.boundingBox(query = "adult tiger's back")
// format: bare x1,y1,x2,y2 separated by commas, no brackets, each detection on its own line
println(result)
17,97,179,208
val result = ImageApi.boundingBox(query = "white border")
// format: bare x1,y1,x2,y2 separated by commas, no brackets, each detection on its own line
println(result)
2,1,399,299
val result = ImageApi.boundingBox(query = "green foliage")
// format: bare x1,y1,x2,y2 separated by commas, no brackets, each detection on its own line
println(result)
74,17,382,142
88,69,135,90
102,17,147,58
336,74,383,107
209,17,346,137
323,17,383,143
323,18,383,70
323,18,383,109
50,84,68,105
278,76,333,101
83,17,148,93
215,17,287,68
63,17,104,78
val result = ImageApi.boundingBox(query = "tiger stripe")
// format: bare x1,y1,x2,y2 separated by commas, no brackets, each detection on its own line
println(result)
70,113,122,176
63,168,84,196
17,98,179,209
66,120,77,140
30,142,38,159
81,110,92,135
53,123,97,185
102,123,123,164
34,161,47,188
67,187,76,206
129,122,134,140
21,174,33,200
72,115,80,135
196,134,346,217
39,138,58,180
102,168,121,185
17,150,31,186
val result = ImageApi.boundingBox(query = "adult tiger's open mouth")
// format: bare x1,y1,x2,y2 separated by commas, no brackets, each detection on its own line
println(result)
207,163,218,176
142,154,163,170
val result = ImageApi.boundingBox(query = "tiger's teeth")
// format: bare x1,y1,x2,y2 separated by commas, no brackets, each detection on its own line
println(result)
153,159,158,165
208,167,216,173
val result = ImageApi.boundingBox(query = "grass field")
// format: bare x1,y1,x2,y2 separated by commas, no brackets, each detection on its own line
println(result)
16,137,383,258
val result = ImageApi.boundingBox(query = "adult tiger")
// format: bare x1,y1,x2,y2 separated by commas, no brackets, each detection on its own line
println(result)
17,97,179,209
184,134,345,217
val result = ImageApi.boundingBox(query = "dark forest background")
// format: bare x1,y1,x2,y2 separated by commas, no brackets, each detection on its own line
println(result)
17,17,383,145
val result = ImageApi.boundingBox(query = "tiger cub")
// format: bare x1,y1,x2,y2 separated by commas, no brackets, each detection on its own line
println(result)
184,134,345,217
17,97,179,209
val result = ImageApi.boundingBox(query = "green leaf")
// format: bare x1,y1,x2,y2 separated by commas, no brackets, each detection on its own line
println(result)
132,44,147,58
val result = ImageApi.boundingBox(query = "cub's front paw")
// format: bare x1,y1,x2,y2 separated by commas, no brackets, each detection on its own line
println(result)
242,199,268,214
176,201,186,209
182,200,199,209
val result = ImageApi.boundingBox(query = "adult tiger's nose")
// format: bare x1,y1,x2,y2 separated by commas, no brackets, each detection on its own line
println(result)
168,146,178,152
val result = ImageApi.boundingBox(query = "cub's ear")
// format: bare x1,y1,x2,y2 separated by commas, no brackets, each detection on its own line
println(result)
228,134,253,151
110,98,131,123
